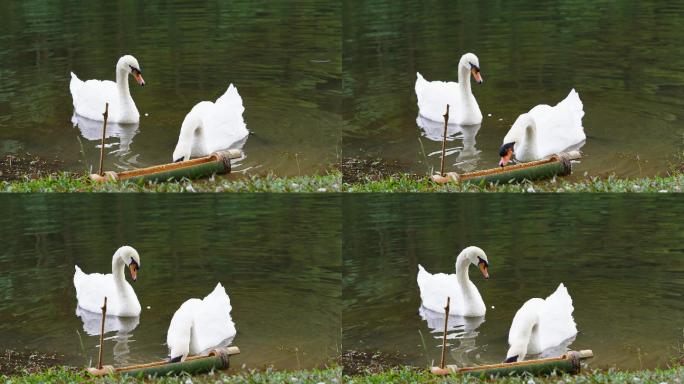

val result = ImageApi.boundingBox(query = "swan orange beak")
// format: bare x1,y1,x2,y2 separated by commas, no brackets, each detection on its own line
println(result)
499,143,515,167
478,261,489,279
499,150,513,167
134,73,145,86
471,67,483,84
129,264,138,281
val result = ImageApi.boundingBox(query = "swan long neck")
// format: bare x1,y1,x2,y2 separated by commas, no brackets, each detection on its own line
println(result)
458,63,472,95
455,253,474,297
112,251,128,293
115,63,131,98
523,117,539,159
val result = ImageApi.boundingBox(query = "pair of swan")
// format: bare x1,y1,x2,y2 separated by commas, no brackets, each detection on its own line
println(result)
73,246,236,361
70,55,249,162
416,246,578,362
415,53,586,166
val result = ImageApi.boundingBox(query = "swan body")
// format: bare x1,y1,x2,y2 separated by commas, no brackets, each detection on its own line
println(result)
73,246,141,317
505,283,578,362
417,246,490,317
415,53,483,125
172,84,248,162
499,89,585,165
69,55,145,124
167,283,236,362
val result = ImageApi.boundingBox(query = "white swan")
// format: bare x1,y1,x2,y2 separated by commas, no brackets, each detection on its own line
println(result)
505,283,578,363
69,55,145,124
172,84,249,162
73,246,141,317
417,246,490,317
415,53,483,125
499,89,585,166
167,283,236,362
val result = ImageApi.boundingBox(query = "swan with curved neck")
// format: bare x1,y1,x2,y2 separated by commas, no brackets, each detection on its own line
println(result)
70,55,145,124
172,84,248,162
505,283,577,363
417,246,490,316
167,283,236,362
499,89,585,166
73,245,141,317
415,53,484,125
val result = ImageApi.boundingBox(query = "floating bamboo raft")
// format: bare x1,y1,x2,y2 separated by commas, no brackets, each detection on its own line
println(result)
446,151,581,185
90,149,242,183
442,350,593,378
87,346,240,377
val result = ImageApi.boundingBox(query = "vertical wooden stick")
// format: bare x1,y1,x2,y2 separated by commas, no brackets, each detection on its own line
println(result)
440,105,450,176
98,103,109,176
97,296,107,370
439,297,450,369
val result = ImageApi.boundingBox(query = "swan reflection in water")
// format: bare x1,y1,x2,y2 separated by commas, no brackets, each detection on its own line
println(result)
76,306,139,366
419,306,485,367
417,116,482,173
72,114,140,170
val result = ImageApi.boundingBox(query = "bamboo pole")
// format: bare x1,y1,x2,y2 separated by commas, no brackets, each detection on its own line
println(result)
97,297,107,369
98,103,109,176
439,297,450,369
439,105,449,177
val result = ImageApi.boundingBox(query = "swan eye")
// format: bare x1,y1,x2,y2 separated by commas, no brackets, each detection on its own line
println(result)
477,257,488,267
129,66,141,75
469,63,480,72
129,259,139,270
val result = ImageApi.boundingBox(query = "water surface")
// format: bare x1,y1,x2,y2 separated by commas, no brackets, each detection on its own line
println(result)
343,1,684,178
343,195,684,369
0,1,341,175
0,195,341,369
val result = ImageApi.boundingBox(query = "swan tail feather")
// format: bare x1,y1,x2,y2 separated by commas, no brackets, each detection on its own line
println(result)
538,283,578,349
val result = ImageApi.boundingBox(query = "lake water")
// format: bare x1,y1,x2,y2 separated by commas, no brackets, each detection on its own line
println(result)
343,1,684,178
0,1,341,176
0,195,341,369
342,195,684,370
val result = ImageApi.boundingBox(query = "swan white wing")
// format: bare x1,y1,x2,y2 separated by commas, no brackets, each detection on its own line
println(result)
537,283,577,351
415,73,464,124
202,84,249,153
70,77,120,121
74,267,118,314
529,89,586,158
417,265,463,314
191,283,236,353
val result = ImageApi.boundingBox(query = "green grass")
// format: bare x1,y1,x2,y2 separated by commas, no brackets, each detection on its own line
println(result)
3,365,684,384
344,173,684,192
0,172,342,193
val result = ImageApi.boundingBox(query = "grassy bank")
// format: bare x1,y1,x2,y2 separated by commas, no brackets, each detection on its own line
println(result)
344,173,684,192
3,365,684,383
0,172,342,193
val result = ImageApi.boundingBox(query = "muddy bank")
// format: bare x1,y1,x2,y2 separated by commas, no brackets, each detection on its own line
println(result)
0,153,62,182
340,157,422,184
0,349,70,376
337,350,416,376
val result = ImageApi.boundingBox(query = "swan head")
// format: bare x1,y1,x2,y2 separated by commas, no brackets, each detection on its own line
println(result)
504,343,526,363
498,142,515,167
461,246,489,279
118,55,145,86
116,245,141,282
459,53,483,84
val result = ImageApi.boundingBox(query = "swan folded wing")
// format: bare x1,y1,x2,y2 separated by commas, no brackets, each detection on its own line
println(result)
417,268,461,314
415,75,461,123
529,90,586,156
74,270,117,314
71,79,119,121
192,284,236,352
537,283,577,351
200,86,249,152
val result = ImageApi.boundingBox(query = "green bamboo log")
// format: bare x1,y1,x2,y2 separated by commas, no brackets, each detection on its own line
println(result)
447,350,593,378
87,346,240,377
90,149,242,183
448,151,579,185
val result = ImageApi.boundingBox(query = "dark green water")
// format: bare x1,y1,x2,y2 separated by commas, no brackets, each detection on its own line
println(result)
343,1,684,178
343,195,684,370
0,1,341,175
0,195,341,369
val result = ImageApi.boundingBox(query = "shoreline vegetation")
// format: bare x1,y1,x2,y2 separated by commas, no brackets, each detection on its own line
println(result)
1,154,683,192
2,351,683,383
